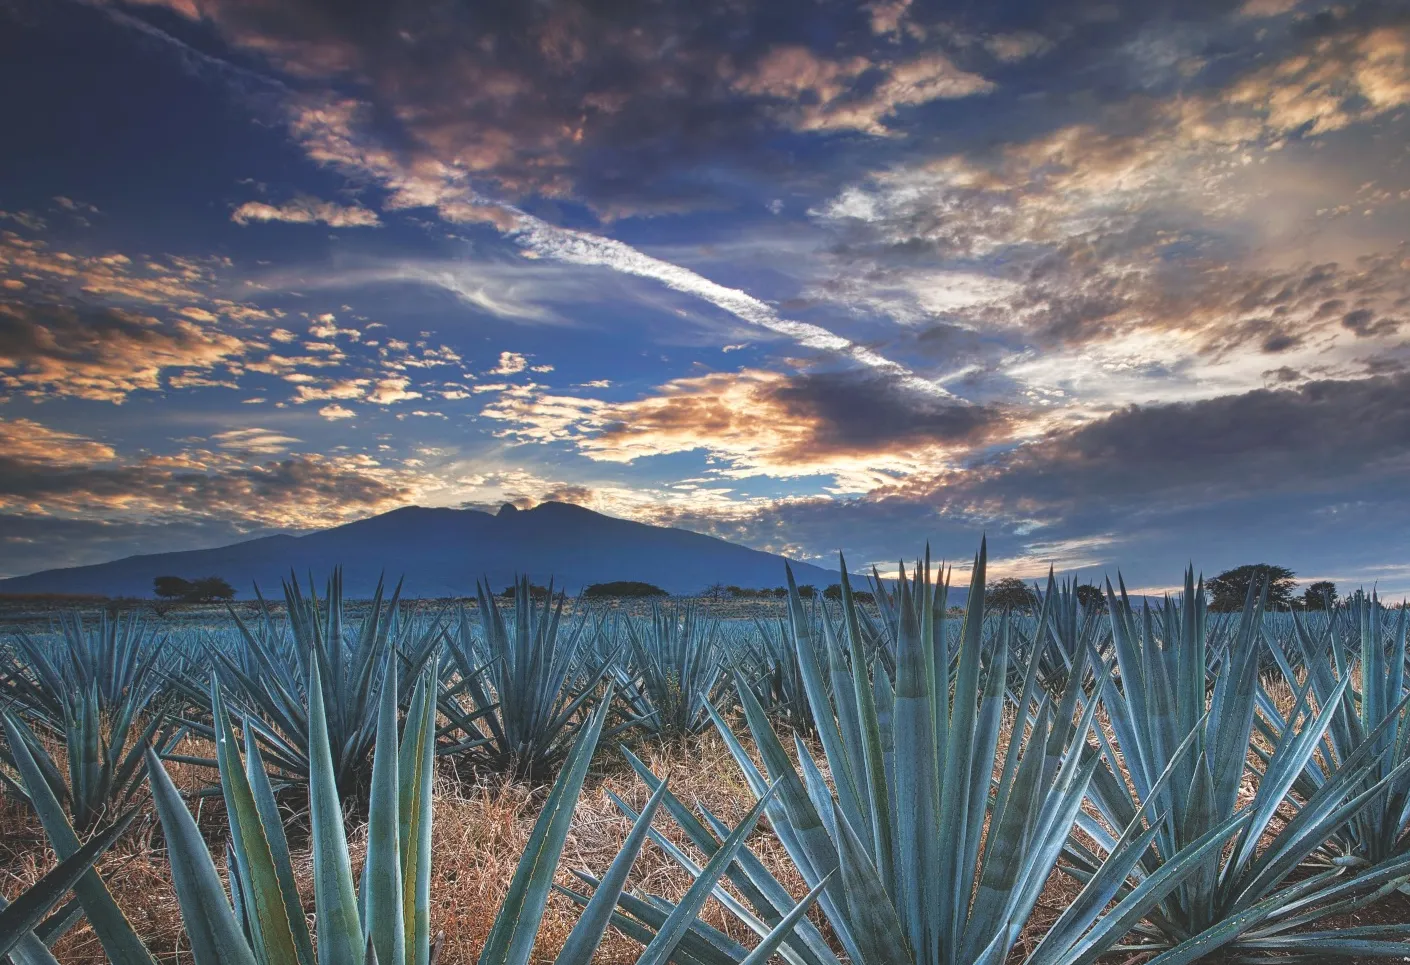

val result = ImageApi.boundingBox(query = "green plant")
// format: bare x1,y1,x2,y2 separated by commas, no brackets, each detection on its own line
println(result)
0,811,138,965
1027,568,1110,692
614,600,731,741
146,648,440,965
175,569,441,793
582,581,669,598
1070,572,1410,961
742,616,815,735
438,576,614,781
1,612,180,833
2,712,158,965
1266,589,1410,866
602,548,1214,965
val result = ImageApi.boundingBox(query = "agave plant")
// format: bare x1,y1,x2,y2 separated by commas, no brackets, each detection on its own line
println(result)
173,569,442,794
2,712,159,965
1263,589,1410,867
1026,569,1110,692
479,682,824,965
1,612,181,833
1068,572,1410,961
438,576,615,781
147,647,440,965
741,616,815,734
613,600,733,741
0,811,139,965
580,547,1228,965
0,611,169,722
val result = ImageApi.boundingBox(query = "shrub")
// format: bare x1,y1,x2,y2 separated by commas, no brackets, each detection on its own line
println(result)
151,575,235,603
582,580,668,598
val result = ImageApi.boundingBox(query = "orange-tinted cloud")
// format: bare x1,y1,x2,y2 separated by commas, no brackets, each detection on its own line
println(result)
0,301,248,403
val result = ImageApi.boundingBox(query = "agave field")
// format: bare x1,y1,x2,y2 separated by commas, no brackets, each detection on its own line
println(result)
3,544,1410,964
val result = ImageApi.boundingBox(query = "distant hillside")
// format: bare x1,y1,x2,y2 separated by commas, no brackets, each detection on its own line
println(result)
0,502,850,599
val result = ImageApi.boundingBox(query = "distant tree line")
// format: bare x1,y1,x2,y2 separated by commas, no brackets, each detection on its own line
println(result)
153,575,236,603
583,581,668,598
981,565,1344,615
699,582,876,603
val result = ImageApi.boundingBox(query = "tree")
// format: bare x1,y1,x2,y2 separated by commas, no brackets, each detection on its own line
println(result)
1206,564,1296,612
153,575,234,603
700,583,728,601
154,576,195,600
796,585,817,599
1075,583,1109,614
1302,580,1338,611
987,577,1037,613
583,581,668,598
824,584,843,600
189,576,236,603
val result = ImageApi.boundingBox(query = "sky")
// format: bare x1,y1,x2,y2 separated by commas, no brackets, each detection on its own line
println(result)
2,0,1409,594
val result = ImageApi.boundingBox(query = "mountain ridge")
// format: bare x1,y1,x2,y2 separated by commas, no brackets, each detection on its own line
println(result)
0,501,852,599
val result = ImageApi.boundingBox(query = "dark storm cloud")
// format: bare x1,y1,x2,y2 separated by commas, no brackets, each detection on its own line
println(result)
764,368,1009,454
976,372,1410,506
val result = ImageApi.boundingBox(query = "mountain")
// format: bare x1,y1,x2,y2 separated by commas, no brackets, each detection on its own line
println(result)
0,502,850,599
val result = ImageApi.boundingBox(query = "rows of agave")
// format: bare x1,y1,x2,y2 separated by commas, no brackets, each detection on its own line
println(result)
6,543,1410,964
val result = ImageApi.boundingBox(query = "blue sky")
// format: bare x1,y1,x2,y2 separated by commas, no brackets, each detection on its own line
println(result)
2,0,1410,593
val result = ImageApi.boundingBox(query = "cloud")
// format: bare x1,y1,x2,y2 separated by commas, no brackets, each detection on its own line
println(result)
634,370,1410,583
508,211,951,395
0,423,423,535
0,419,117,468
488,350,528,375
211,428,302,454
0,301,248,402
231,196,381,227
729,46,992,134
484,366,1012,490
365,376,423,404
318,403,356,420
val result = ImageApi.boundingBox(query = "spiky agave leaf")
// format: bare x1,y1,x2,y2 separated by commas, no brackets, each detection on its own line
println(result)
0,809,138,963
618,543,1230,965
1,713,156,965
176,568,441,793
440,576,614,782
613,599,733,741
1,613,181,834
1070,570,1410,960
149,651,443,965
